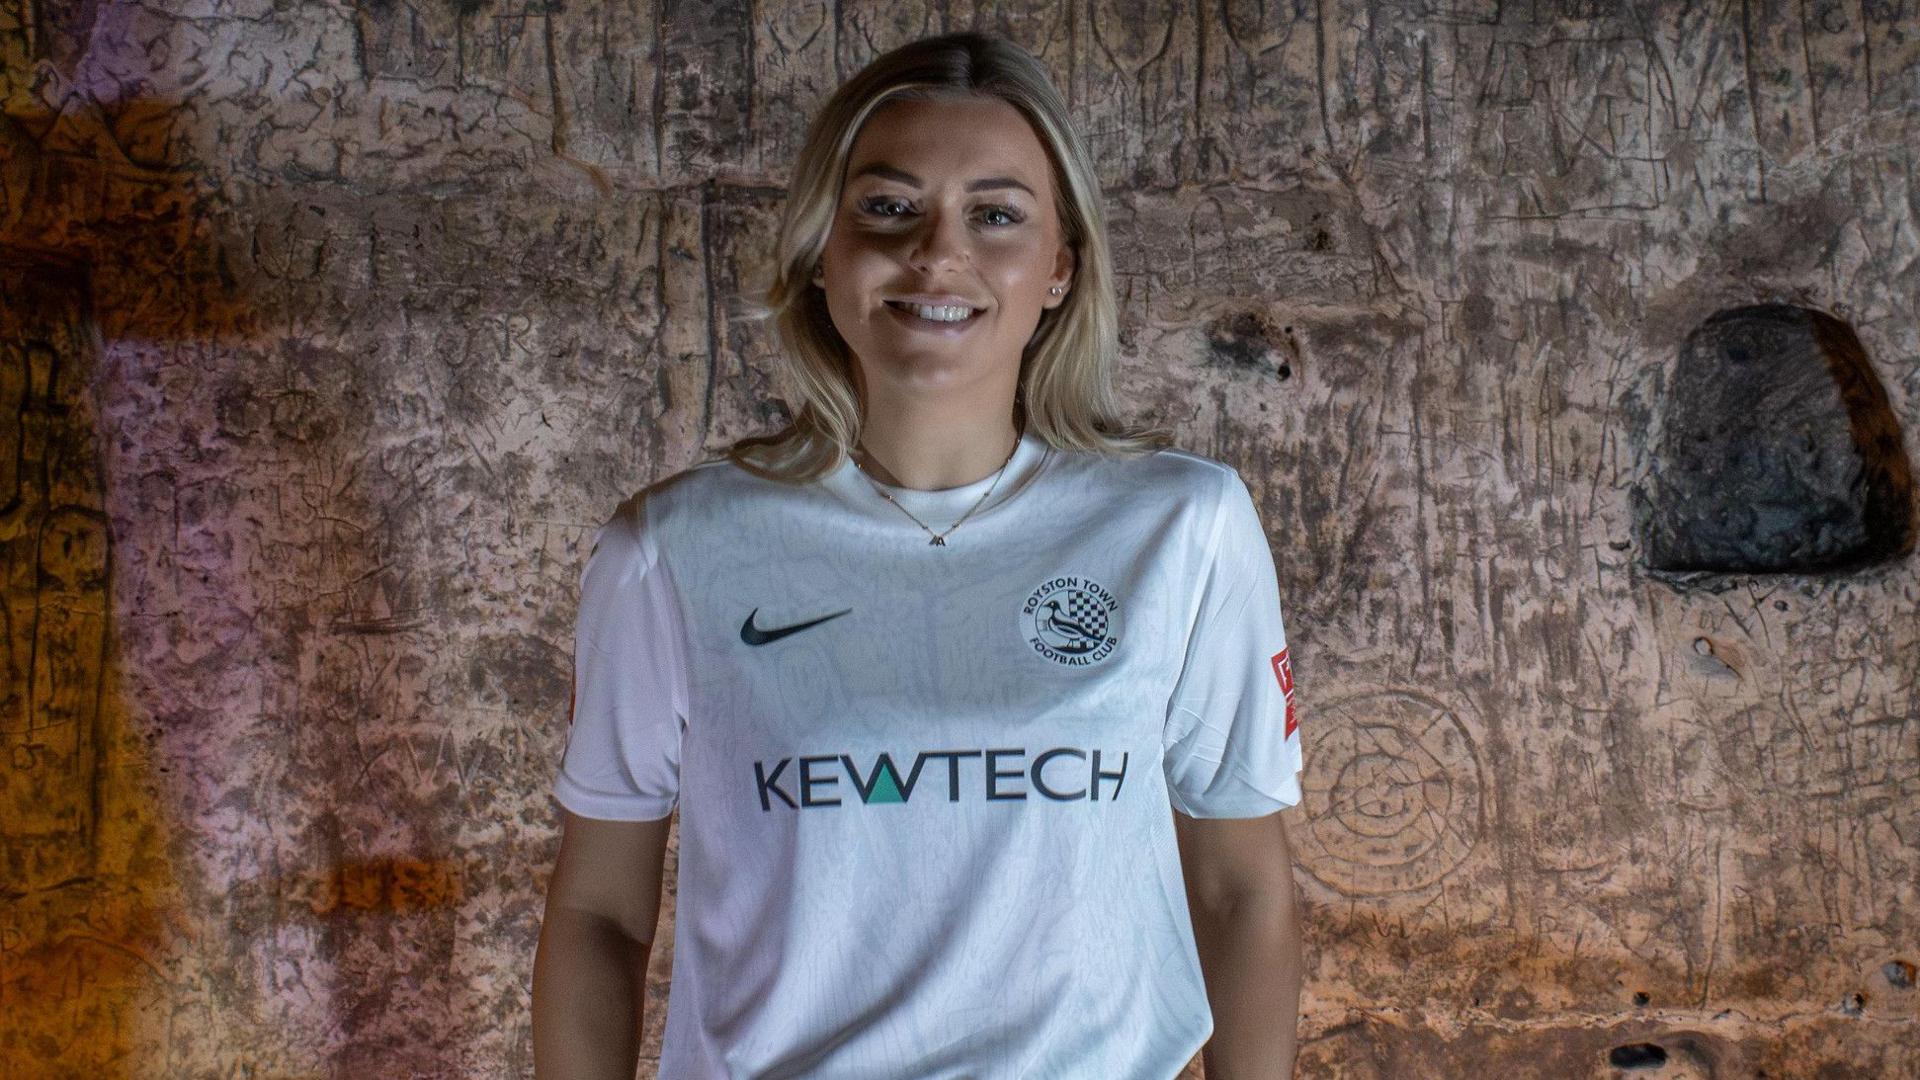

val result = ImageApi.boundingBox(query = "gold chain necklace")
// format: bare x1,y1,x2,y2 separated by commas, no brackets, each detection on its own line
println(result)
851,432,1021,546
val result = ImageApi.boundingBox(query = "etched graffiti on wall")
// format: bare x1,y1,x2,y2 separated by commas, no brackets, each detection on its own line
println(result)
1294,689,1485,897
1,264,112,896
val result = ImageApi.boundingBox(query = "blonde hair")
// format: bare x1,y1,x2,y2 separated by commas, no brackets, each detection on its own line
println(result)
723,31,1173,483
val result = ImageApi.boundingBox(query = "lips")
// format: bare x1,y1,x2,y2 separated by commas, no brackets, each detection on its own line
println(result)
884,294,986,308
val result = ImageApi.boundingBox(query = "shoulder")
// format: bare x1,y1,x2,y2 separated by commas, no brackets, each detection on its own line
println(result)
1136,444,1244,490
1097,445,1269,564
1039,443,1249,564
1064,441,1245,512
600,452,790,550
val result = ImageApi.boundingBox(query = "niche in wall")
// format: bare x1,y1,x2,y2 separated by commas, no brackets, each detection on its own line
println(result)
1633,304,1916,574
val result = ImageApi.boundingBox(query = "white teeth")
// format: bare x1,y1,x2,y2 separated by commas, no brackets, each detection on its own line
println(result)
891,302,976,322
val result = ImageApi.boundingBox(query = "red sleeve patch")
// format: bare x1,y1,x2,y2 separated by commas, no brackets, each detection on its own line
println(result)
1270,647,1297,739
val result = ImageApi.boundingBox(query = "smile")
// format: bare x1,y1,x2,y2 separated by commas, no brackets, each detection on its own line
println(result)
884,300,984,332
885,300,981,322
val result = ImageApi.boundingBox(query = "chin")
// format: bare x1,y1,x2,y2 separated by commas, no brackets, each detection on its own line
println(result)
858,350,1005,389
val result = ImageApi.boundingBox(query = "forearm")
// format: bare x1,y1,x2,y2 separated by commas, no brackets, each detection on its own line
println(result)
532,906,654,1079
1189,893,1302,1080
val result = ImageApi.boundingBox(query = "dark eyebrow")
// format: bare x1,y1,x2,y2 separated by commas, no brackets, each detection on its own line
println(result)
849,162,1037,198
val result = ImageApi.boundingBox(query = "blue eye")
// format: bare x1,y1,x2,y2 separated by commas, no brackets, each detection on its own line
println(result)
861,196,911,217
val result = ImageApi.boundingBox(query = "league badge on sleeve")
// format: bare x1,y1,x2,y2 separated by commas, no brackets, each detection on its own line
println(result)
1270,647,1297,738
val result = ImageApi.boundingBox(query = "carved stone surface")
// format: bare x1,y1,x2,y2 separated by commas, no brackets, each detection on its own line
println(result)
1293,690,1483,898
3,2,1918,1077
1,261,109,895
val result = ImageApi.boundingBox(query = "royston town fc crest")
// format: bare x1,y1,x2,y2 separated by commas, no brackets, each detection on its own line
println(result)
1021,575,1121,666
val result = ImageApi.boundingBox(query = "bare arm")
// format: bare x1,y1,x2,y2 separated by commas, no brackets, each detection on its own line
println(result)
533,808,674,1080
1174,807,1304,1080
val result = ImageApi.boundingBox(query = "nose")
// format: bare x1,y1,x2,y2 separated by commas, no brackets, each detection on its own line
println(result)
907,205,971,273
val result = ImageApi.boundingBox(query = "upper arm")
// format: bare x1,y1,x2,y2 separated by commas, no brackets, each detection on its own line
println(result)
1173,806,1298,914
543,808,673,945
1161,468,1303,820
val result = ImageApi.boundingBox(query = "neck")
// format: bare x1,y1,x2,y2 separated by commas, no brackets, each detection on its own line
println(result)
854,390,1022,492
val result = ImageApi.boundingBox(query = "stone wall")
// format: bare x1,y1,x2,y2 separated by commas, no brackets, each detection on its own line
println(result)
2,1,1916,1076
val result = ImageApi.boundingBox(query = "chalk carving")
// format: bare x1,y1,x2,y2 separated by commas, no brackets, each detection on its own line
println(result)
1296,689,1483,897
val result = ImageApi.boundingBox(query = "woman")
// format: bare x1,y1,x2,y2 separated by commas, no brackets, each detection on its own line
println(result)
533,31,1305,1080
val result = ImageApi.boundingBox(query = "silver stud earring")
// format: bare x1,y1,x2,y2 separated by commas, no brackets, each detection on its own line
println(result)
1049,286,1064,295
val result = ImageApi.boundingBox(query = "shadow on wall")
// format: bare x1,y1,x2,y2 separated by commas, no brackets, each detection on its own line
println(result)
1306,1019,1748,1078
0,253,169,1077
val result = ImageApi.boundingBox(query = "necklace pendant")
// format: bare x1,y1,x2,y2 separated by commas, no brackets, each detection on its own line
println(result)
929,535,947,547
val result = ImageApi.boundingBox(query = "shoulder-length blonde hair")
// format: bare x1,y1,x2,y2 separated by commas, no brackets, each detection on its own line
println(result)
724,31,1173,484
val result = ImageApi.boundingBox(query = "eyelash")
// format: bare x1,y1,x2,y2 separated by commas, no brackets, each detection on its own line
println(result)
858,197,1025,227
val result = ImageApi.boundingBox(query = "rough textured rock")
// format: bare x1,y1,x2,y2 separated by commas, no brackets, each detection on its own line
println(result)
2,2,1918,1077
1634,304,1914,574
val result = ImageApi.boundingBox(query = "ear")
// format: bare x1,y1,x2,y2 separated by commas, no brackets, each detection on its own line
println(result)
1044,241,1075,309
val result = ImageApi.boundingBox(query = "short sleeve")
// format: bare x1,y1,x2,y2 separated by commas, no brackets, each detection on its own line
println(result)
551,492,691,822
1162,468,1304,818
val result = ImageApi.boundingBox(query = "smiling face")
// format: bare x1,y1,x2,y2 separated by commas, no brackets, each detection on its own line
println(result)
814,95,1075,406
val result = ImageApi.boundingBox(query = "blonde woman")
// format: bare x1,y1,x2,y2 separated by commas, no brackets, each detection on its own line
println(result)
534,31,1305,1080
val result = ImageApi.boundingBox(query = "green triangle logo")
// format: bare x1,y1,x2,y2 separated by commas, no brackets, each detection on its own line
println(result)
864,760,904,804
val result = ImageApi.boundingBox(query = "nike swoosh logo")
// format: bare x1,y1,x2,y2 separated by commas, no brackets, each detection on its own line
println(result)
740,606,853,646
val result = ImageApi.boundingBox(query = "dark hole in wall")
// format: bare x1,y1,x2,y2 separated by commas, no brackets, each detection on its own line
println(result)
1608,1042,1668,1069
1205,310,1295,382
1631,304,1916,574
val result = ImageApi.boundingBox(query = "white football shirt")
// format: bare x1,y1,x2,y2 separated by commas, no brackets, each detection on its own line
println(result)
553,431,1304,1079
